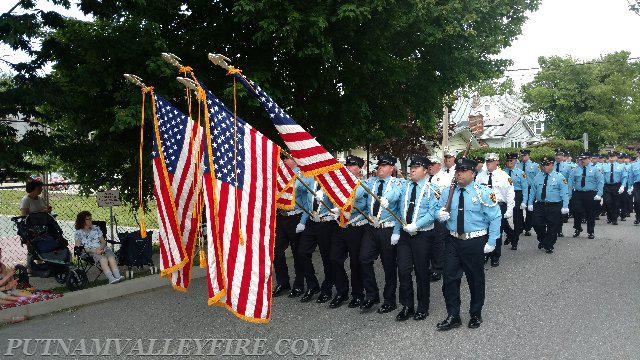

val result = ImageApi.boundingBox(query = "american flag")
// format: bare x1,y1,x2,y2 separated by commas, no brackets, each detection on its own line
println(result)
235,75,359,219
201,86,278,323
151,95,204,290
276,158,297,210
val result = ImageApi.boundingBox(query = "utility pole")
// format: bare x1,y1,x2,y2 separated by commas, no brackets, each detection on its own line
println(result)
442,105,450,159
583,133,589,151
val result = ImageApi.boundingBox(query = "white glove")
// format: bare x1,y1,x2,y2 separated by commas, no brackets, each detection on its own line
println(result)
390,234,400,245
315,190,324,201
371,217,380,228
311,212,321,222
527,204,534,212
295,223,306,233
330,207,340,220
403,223,418,235
561,208,569,215
438,208,450,222
520,203,526,210
594,195,602,201
379,197,390,209
628,189,634,196
618,186,624,194
503,210,513,219
483,244,496,254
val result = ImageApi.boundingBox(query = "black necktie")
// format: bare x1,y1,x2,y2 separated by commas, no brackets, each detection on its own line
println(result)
488,172,493,188
556,163,560,172
508,169,512,177
372,179,385,215
406,182,417,223
312,189,319,212
429,175,433,183
446,168,450,173
581,167,586,187
541,173,549,201
610,163,614,183
457,188,465,235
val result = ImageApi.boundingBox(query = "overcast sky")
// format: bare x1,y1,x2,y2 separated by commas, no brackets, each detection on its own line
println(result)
2,0,640,84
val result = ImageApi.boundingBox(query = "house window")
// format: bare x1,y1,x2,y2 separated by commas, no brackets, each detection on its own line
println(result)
510,140,522,148
534,122,544,135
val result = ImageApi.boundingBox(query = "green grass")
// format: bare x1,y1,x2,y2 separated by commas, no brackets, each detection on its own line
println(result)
0,189,159,228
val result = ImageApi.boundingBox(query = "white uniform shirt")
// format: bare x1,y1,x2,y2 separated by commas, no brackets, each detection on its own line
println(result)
475,168,515,212
433,166,455,188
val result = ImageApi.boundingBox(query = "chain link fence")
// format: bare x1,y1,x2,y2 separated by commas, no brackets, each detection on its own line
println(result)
0,182,159,267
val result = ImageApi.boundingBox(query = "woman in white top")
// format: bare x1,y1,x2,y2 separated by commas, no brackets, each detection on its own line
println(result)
20,180,52,216
74,211,124,284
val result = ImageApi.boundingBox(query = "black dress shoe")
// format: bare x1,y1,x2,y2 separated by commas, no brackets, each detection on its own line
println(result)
359,298,380,310
329,294,349,308
272,284,291,297
634,220,639,225
288,287,305,298
612,221,618,225
504,239,511,245
395,307,415,321
606,219,611,224
490,259,499,267
545,248,553,254
510,245,518,250
524,231,532,236
557,233,564,238
316,292,332,304
413,311,429,321
538,243,544,249
436,315,462,331
588,233,595,239
377,303,397,314
573,230,582,238
621,217,627,221
300,288,320,302
348,297,364,308
429,273,441,282
468,314,483,329
484,255,489,263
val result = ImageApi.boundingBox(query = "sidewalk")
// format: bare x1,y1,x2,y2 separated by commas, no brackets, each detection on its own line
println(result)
1,266,206,323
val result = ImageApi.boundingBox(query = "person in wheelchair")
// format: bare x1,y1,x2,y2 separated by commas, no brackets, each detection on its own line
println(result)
20,180,52,216
74,211,124,284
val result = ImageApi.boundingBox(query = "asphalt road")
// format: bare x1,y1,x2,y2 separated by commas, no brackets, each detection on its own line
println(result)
1,218,639,359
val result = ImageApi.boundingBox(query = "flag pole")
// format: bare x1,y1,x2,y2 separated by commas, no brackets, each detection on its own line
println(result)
207,54,405,226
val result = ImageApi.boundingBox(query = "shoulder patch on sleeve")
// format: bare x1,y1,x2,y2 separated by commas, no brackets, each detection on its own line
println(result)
562,178,568,185
489,192,497,204
508,177,513,185
522,173,527,179
434,190,441,200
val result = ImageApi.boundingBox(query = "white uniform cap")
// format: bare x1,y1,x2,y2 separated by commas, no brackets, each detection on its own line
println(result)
485,153,499,161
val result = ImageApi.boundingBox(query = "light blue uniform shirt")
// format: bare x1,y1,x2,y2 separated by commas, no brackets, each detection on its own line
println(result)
518,160,540,188
347,186,369,224
568,164,604,197
528,171,569,208
362,175,403,224
602,162,628,185
627,161,640,188
505,166,528,203
291,167,311,215
299,178,334,225
393,178,440,235
438,182,502,246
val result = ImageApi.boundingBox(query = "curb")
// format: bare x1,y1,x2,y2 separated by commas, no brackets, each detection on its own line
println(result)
0,267,207,321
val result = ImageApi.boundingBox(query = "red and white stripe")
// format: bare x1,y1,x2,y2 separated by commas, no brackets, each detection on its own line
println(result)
168,121,205,290
275,158,296,210
215,126,278,322
274,123,359,212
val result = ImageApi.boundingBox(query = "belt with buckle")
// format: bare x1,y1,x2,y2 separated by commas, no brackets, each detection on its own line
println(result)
349,219,369,227
311,216,335,223
374,222,395,229
277,210,302,217
449,229,488,240
416,224,435,232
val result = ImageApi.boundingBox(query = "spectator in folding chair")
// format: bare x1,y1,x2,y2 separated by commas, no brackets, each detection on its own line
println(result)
74,211,124,284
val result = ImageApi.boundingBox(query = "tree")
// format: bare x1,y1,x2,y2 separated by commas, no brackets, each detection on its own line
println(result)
522,52,640,151
0,0,540,203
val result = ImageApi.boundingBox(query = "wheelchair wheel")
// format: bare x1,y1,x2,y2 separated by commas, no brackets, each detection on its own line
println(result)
66,269,88,291
54,271,68,284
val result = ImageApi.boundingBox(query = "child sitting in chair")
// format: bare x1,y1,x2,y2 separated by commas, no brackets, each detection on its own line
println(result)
74,211,124,284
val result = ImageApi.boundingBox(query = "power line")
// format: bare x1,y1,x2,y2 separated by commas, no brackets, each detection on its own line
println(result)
505,56,640,72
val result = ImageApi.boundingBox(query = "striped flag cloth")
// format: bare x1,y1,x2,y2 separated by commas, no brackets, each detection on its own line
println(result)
276,158,297,210
201,86,279,323
151,95,204,288
235,75,359,219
